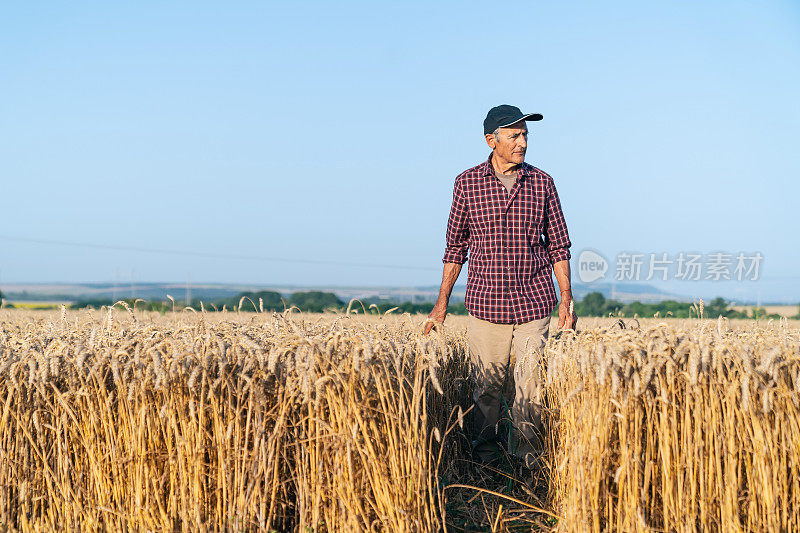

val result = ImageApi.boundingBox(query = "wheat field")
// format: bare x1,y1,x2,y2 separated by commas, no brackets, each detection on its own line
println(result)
0,306,798,531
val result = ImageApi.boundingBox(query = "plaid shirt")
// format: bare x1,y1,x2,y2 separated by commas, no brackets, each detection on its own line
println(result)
443,153,571,324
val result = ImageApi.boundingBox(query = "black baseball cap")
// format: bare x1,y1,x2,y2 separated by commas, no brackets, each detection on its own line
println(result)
483,104,542,135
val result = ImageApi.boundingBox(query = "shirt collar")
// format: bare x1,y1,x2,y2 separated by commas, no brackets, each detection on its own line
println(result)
481,151,534,178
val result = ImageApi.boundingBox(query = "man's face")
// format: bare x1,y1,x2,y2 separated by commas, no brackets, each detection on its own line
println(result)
485,121,528,164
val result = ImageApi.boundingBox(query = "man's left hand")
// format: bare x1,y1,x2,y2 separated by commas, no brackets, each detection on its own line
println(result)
558,295,577,330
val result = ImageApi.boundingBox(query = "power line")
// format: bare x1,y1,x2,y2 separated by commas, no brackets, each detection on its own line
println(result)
0,234,440,272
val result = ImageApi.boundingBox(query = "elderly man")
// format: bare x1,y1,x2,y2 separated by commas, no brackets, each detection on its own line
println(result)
424,104,576,469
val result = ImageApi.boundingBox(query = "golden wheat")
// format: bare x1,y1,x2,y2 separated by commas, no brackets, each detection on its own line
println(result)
546,317,800,531
0,308,472,531
0,308,798,531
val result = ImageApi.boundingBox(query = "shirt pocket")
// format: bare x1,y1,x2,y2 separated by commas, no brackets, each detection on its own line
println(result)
522,187,545,243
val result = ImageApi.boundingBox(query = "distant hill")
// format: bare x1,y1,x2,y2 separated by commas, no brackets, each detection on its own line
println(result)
4,282,249,303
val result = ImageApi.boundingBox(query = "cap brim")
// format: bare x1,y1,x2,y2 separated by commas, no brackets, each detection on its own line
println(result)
498,113,543,128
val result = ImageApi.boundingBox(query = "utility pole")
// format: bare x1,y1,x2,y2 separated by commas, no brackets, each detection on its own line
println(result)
186,274,191,307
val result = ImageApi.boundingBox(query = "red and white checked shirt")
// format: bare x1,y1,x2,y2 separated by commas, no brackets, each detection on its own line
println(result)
443,153,571,324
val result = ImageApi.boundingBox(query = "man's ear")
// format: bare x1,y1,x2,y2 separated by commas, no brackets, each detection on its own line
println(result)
485,134,496,150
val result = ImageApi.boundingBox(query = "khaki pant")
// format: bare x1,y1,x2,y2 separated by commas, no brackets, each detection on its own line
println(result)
467,312,551,464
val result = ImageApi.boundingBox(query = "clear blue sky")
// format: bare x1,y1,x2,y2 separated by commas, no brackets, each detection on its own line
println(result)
2,1,799,302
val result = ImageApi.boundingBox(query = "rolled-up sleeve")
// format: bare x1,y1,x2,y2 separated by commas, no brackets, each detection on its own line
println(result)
543,176,571,264
442,177,470,264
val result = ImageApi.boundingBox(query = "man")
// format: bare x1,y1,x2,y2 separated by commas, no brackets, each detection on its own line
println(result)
423,104,577,469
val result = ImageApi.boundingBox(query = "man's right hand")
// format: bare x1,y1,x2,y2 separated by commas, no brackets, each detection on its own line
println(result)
423,300,448,335
424,263,462,335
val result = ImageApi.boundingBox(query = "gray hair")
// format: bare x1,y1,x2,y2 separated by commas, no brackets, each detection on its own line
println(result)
492,125,527,139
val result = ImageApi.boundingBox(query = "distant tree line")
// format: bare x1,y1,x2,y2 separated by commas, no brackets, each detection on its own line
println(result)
54,290,800,320
69,290,350,314
217,291,344,313
568,292,787,319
